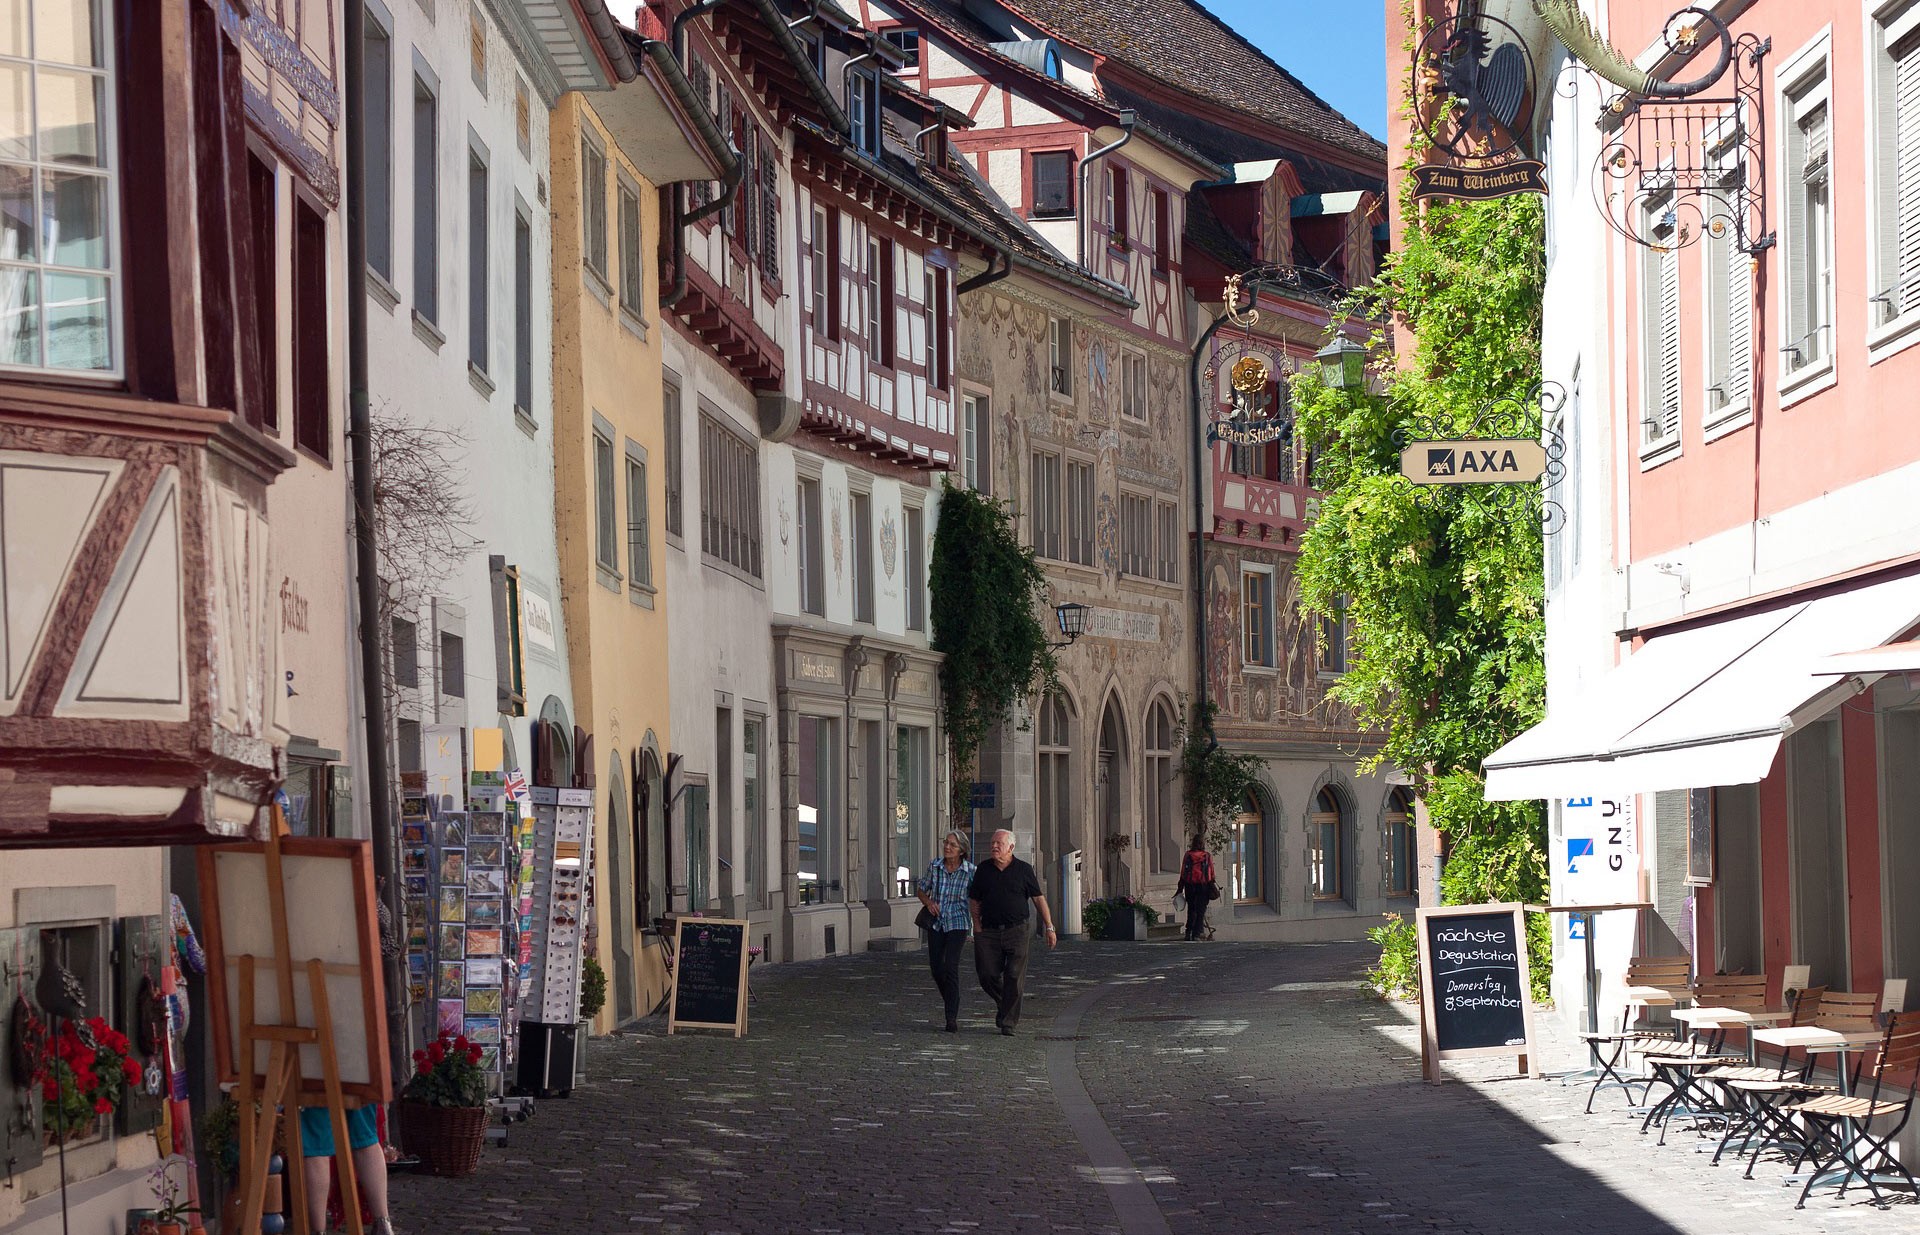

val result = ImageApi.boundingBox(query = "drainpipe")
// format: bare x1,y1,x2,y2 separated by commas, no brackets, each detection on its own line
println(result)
661,139,743,309
956,247,1010,295
841,47,876,139
1187,278,1257,749
343,0,408,1083
1077,110,1135,268
672,0,727,59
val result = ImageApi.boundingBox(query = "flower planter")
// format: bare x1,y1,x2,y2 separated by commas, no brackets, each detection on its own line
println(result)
399,1101,487,1177
1100,910,1141,941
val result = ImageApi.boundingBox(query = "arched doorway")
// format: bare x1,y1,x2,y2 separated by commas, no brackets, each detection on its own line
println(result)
1096,695,1130,895
605,753,636,1023
1035,691,1075,899
636,747,668,930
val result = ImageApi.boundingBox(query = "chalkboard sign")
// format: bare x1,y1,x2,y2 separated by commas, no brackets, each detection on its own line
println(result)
666,917,750,1037
1414,903,1537,1083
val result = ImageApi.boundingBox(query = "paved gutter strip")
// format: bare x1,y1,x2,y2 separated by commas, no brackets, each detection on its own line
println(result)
1048,978,1175,1235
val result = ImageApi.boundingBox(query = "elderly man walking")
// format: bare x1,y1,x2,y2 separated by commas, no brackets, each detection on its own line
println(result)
967,829,1056,1035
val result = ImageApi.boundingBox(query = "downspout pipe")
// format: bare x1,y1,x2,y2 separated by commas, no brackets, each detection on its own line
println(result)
672,0,727,59
841,48,876,137
1187,279,1257,750
343,0,408,1083
956,247,1010,295
1077,110,1135,268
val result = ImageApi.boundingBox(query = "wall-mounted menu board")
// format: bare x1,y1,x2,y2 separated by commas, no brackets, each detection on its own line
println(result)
1415,902,1537,1083
666,917,749,1037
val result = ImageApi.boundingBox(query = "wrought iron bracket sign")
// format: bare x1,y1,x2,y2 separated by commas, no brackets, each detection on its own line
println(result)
1411,9,1546,200
1202,272,1296,448
1392,384,1568,534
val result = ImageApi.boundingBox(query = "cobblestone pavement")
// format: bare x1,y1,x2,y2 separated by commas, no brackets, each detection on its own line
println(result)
389,941,1920,1235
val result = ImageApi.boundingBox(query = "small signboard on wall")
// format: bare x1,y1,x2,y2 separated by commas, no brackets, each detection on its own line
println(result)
1685,789,1714,887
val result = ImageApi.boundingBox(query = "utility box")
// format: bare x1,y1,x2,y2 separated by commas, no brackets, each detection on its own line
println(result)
1059,850,1084,937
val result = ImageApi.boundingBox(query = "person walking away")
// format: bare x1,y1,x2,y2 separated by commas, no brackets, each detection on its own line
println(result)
916,830,977,1032
968,829,1056,1035
1178,834,1217,941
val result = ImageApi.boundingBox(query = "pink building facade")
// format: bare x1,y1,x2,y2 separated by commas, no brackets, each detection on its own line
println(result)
1480,0,1920,1046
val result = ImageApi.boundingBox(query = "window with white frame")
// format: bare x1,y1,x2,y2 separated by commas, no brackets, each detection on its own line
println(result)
904,504,926,631
1782,59,1832,377
0,0,119,373
796,474,823,614
581,132,608,282
513,206,532,414
413,69,439,326
810,206,831,334
1154,500,1179,583
1048,316,1072,395
850,489,874,624
849,70,878,154
1703,117,1751,426
1871,3,1920,329
468,145,489,373
960,392,988,492
1029,450,1062,559
1119,491,1152,577
593,423,619,575
1121,351,1147,420
866,236,883,355
626,445,651,590
1640,194,1681,453
1241,568,1274,668
663,374,683,539
617,175,643,315
1066,459,1094,566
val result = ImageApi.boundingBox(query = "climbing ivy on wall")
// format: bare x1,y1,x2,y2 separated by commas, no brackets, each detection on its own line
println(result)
929,480,1055,825
1290,135,1553,994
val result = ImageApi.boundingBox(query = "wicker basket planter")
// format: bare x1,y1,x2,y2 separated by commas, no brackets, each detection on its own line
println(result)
399,1101,487,1177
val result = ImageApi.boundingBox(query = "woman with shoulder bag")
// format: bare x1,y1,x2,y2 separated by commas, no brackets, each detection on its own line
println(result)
916,830,977,1031
1177,834,1218,941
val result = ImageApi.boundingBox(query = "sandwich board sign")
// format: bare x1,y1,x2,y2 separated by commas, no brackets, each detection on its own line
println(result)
1415,902,1538,1083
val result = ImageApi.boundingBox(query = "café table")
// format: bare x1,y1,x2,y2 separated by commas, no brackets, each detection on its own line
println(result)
1671,1006,1790,1063
1540,902,1652,1086
1750,1025,1885,1197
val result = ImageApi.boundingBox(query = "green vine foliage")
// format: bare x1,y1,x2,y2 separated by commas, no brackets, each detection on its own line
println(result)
1291,189,1552,1000
929,480,1055,823
1177,703,1264,853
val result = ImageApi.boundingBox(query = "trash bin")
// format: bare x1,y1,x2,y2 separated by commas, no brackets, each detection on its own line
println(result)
1059,850,1083,937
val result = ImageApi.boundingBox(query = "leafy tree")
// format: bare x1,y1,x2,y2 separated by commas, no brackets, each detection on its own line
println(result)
929,480,1055,824
1290,190,1552,996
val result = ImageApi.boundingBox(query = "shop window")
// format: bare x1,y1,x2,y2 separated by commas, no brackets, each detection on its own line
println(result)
895,725,930,895
1232,792,1264,903
1036,692,1074,889
683,781,709,912
797,715,842,904
743,717,765,903
1714,781,1764,975
1788,717,1849,987
1311,786,1346,901
1385,788,1415,896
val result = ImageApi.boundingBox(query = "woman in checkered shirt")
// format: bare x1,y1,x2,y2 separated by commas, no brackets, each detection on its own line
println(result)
916,830,977,1032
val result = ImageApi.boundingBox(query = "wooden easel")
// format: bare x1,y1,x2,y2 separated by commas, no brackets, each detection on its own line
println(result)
231,810,365,1235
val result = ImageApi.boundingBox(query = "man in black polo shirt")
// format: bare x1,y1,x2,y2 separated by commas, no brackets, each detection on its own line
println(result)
967,828,1056,1035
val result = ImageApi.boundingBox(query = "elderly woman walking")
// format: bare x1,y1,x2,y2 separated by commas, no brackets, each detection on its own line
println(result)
916,830,976,1032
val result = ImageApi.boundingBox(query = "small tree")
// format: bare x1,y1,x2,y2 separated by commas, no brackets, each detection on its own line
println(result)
1177,704,1263,853
929,480,1054,825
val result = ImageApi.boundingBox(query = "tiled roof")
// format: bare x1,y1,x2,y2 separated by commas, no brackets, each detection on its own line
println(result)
1103,83,1384,194
1004,0,1387,164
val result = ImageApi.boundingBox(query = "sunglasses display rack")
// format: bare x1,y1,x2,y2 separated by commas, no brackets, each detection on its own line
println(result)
515,786,596,1097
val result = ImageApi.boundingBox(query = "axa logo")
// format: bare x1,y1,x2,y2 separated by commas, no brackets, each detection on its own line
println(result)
1427,446,1526,477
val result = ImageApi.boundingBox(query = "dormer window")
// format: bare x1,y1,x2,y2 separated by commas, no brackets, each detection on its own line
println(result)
1044,44,1062,78
849,71,880,155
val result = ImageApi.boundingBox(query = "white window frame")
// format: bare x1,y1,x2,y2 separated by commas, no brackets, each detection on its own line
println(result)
796,471,824,615
592,413,621,583
1776,29,1836,405
1118,488,1152,578
1638,187,1682,466
0,0,123,378
1240,565,1276,671
850,487,874,625
1048,316,1072,397
1120,349,1147,421
959,390,988,492
1065,455,1096,567
581,128,609,285
1866,0,1920,360
904,502,926,632
625,439,653,598
1700,108,1754,440
1029,448,1062,560
810,205,830,333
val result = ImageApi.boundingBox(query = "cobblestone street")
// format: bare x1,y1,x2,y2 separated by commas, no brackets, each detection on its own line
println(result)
391,942,1920,1235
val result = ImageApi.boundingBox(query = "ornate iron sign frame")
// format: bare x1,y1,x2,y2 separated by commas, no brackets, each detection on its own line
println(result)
1391,383,1569,534
1411,9,1547,199
1594,17,1772,255
1202,272,1295,448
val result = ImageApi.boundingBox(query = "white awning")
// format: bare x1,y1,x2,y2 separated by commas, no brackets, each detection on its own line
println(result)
1483,573,1920,800
1815,639,1920,676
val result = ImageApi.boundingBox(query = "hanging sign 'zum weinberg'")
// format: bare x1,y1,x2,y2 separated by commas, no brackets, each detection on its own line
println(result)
1411,10,1547,200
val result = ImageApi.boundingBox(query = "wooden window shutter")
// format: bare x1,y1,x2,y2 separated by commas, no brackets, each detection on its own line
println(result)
761,134,780,282
1785,109,1811,358
1895,40,1920,316
1658,245,1681,440
1723,228,1751,408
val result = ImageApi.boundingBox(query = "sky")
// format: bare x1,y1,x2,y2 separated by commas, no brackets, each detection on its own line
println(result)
1202,0,1389,141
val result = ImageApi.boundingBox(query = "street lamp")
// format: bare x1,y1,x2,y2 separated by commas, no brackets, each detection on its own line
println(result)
1314,335,1368,391
1051,601,1089,649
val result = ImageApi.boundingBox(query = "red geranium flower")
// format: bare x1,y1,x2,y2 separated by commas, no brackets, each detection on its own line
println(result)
123,1058,143,1083
93,1096,112,1114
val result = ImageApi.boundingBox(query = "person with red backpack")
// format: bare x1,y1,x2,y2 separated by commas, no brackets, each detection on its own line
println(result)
1178,834,1219,941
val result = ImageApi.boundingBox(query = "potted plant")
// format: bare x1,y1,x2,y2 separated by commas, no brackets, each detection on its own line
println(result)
576,954,608,1089
399,1031,488,1177
145,1161,199,1235
39,1016,140,1144
1082,895,1159,941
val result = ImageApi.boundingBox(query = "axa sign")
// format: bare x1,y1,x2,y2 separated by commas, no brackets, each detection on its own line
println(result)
1398,438,1548,486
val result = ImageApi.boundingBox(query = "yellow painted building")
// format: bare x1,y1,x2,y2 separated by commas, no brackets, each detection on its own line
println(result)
550,46,727,1027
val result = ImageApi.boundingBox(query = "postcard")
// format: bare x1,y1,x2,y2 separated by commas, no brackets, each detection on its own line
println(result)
437,924,465,957
402,846,430,874
437,961,464,995
467,867,506,897
466,927,503,956
439,848,465,885
440,818,466,848
403,874,429,899
467,898,503,926
463,1016,501,1044
471,813,506,838
402,822,430,846
464,987,502,1016
407,953,427,978
477,1046,499,1071
439,886,466,922
466,958,502,986
437,999,463,1037
468,840,505,868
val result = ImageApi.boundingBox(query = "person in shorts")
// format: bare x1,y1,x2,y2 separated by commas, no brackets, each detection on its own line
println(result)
299,1104,397,1235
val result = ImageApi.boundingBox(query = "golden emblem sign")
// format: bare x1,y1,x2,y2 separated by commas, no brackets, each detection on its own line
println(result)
1229,355,1269,393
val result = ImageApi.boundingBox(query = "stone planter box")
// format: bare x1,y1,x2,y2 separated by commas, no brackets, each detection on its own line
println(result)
1099,910,1142,941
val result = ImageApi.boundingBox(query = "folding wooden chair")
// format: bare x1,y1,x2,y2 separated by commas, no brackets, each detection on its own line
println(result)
1581,955,1693,1114
1704,985,1825,1168
1637,974,1766,1144
1780,1009,1920,1208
